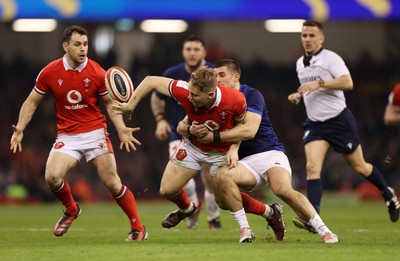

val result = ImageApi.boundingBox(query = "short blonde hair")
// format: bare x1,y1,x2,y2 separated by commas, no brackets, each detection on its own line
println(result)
190,67,217,92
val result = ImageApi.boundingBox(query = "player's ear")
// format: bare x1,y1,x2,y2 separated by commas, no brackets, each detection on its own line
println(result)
62,41,68,52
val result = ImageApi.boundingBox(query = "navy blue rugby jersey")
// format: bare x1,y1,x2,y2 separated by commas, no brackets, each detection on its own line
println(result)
239,84,285,159
156,61,214,141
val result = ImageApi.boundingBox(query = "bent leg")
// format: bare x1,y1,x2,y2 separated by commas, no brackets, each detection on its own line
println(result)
45,152,79,214
304,140,330,213
268,167,336,240
160,161,198,209
93,153,144,231
201,163,221,221
344,145,392,201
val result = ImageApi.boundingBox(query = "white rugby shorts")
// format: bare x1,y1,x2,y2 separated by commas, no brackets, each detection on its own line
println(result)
239,150,292,191
168,139,181,157
170,137,226,176
49,128,113,162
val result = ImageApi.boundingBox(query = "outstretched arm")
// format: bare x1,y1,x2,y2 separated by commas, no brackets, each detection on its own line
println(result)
10,90,44,153
102,94,141,152
113,76,173,119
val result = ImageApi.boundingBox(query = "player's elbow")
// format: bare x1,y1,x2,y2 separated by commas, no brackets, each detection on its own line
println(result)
241,128,257,140
384,115,396,126
342,76,353,90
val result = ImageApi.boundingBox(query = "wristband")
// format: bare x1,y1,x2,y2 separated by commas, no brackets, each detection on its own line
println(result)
187,125,192,136
319,79,325,88
154,113,164,122
213,132,221,142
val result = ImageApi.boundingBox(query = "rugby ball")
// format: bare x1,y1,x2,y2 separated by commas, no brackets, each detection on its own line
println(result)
105,66,134,103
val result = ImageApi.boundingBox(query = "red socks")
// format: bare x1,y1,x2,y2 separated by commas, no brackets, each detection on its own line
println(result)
114,185,144,231
52,179,79,215
169,189,191,210
241,192,266,216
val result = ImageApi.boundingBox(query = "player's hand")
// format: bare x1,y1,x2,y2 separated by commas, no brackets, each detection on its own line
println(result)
112,101,134,120
288,92,302,105
226,148,238,169
197,131,213,144
155,119,171,141
10,125,23,153
190,121,209,138
118,127,141,152
297,81,319,96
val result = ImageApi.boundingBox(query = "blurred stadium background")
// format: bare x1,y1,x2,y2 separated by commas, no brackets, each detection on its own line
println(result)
1,0,400,203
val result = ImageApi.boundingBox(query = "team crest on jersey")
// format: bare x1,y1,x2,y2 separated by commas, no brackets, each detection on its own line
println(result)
220,111,227,120
54,141,65,149
176,149,187,161
83,77,91,91
204,120,220,132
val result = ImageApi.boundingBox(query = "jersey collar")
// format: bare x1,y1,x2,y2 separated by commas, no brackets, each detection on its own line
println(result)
209,86,222,109
62,55,88,72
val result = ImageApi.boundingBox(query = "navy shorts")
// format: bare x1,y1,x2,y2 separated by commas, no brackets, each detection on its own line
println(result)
302,108,360,154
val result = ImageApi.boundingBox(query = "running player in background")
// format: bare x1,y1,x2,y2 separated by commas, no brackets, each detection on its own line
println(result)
181,59,338,243
288,20,399,232
10,25,147,241
150,35,221,230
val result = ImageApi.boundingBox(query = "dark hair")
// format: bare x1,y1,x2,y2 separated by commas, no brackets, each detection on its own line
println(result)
183,35,206,48
63,25,88,43
190,67,217,92
303,20,324,33
215,59,241,75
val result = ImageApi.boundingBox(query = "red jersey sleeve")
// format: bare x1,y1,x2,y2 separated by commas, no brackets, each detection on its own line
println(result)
389,83,400,110
169,79,189,103
34,60,60,95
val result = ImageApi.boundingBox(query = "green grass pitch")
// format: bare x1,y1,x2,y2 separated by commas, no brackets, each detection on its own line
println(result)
0,192,398,261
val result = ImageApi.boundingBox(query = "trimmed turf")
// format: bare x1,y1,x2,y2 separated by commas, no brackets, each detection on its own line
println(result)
0,192,398,261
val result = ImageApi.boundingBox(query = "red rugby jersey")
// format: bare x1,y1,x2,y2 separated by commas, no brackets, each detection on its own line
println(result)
34,56,108,134
169,80,246,152
389,83,400,109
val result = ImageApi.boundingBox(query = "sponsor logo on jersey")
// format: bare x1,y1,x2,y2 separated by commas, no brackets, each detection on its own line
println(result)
67,90,82,104
65,90,89,110
204,120,220,132
58,79,63,86
176,149,187,161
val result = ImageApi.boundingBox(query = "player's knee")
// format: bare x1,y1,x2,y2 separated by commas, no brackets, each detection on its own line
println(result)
45,174,62,189
159,186,175,199
306,162,321,178
271,183,293,201
352,163,370,176
215,199,228,210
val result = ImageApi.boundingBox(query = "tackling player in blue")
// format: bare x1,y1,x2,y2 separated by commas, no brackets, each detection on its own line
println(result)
180,59,339,243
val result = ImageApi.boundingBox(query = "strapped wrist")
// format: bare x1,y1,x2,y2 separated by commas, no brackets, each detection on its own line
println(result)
213,132,221,142
187,125,192,136
319,79,325,88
